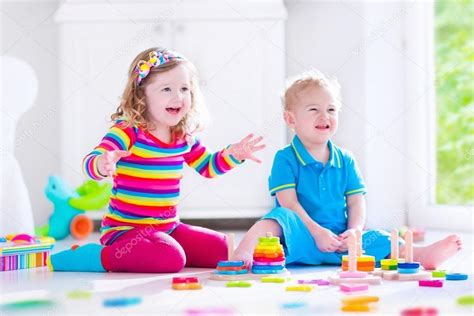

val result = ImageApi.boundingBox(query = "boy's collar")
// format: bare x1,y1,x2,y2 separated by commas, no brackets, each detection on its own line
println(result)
290,135,341,168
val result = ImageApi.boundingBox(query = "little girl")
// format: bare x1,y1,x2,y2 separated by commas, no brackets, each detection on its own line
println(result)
49,47,265,273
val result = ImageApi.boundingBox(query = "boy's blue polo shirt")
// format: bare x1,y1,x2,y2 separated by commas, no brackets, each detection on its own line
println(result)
268,135,367,234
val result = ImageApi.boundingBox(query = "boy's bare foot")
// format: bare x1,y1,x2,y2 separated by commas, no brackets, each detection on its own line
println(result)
412,235,462,270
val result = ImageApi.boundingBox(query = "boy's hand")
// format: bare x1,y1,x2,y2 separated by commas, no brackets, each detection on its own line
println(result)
225,134,265,163
310,226,342,252
97,150,131,177
335,228,357,253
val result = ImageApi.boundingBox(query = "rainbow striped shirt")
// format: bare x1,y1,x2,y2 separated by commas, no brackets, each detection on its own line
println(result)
83,121,242,245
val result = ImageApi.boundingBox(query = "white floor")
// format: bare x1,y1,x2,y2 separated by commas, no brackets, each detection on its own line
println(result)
1,230,473,315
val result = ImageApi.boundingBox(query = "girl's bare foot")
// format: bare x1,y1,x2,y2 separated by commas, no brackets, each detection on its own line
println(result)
412,235,462,270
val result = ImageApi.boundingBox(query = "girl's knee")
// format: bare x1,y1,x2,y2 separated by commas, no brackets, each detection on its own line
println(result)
146,232,186,271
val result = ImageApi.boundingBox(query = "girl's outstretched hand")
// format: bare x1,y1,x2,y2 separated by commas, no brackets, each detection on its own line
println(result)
98,150,131,177
225,134,266,163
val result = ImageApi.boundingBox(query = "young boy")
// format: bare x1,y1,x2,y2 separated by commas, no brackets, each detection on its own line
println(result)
233,70,462,269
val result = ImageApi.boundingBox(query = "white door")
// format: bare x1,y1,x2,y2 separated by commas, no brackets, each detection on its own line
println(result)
173,20,287,218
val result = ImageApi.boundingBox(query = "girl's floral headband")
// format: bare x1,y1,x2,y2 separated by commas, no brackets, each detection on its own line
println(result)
135,50,183,85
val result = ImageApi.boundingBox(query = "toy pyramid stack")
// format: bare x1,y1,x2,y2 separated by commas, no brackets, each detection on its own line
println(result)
214,260,248,276
251,233,287,275
374,229,430,281
210,232,289,281
329,230,381,285
341,230,376,272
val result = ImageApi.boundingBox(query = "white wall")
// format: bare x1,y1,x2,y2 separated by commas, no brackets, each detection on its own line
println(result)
1,0,60,227
2,0,410,229
285,0,407,229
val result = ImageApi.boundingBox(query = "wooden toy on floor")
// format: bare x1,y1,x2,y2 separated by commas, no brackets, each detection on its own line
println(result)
210,232,289,281
251,233,288,275
260,276,289,283
226,281,252,288
340,283,369,293
298,279,330,285
400,306,438,316
285,284,313,292
418,279,443,287
103,297,142,307
340,295,379,312
329,230,381,285
171,277,202,290
374,229,431,281
1,234,54,272
445,273,468,281
341,229,376,272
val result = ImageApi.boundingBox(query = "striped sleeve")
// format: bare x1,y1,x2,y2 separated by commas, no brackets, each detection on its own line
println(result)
268,150,297,196
183,138,243,178
344,151,367,196
82,122,136,180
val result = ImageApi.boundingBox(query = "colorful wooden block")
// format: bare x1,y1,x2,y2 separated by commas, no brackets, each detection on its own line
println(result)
457,295,474,306
172,283,202,290
400,307,438,316
217,260,245,267
380,259,399,266
260,276,288,283
398,262,420,269
172,277,199,284
446,273,468,281
298,279,330,285
419,279,443,287
285,285,313,292
340,271,368,278
398,267,420,274
226,281,252,288
341,296,379,305
215,269,248,275
252,260,285,266
340,283,369,292
341,295,379,312
329,274,382,285
341,304,370,312
431,270,446,278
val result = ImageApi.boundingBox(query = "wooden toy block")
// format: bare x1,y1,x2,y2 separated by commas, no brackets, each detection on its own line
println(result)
382,270,431,281
446,273,468,281
341,304,371,312
260,276,289,283
329,274,382,285
172,283,202,290
340,271,368,278
341,296,379,305
419,279,443,287
285,285,313,292
400,307,438,316
340,283,369,292
210,269,290,281
172,277,198,284
341,295,379,313
298,279,330,285
226,281,252,288
432,270,446,278
331,230,381,285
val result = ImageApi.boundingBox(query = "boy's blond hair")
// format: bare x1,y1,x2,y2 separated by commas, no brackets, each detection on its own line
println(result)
282,70,342,111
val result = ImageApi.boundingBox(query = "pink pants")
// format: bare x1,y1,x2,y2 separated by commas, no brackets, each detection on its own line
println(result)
101,223,227,273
